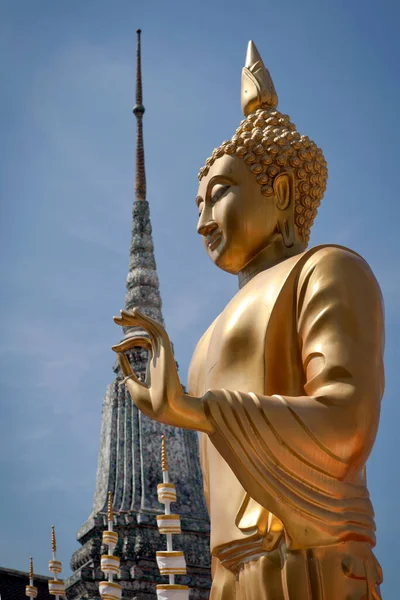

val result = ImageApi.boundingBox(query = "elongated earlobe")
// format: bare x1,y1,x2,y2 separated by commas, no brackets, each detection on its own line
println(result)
274,172,295,248
278,219,295,248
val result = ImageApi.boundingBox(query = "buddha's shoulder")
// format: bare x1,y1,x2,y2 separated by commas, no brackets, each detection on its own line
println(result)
301,244,376,278
251,244,380,296
296,244,382,299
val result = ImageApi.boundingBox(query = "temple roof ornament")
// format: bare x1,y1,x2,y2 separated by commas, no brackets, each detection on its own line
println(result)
25,557,37,600
156,437,189,600
47,526,65,598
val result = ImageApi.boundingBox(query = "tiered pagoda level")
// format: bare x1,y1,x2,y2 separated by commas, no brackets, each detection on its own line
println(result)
65,29,211,600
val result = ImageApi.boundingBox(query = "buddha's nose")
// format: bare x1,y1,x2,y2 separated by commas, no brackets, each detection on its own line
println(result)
197,218,218,237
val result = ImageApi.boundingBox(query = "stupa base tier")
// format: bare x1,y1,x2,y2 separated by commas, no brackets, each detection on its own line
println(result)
48,560,62,574
49,580,66,595
25,585,38,598
157,483,177,503
101,554,120,577
156,551,186,576
99,581,122,600
103,530,118,547
156,514,181,535
156,585,189,600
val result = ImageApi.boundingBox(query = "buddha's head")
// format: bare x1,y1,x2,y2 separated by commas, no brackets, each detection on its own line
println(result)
196,41,328,274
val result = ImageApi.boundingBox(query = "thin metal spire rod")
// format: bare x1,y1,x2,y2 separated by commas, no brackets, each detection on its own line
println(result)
133,29,146,201
135,29,143,106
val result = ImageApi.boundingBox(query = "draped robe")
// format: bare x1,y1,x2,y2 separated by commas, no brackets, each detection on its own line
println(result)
187,245,384,599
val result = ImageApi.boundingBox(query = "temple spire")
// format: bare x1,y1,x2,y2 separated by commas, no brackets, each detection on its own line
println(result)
66,29,211,599
133,29,146,201
124,29,164,326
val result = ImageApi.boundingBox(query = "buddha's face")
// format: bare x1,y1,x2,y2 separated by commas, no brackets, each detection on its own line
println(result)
196,154,281,274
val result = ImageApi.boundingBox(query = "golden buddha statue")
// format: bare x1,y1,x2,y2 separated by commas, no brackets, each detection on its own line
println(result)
113,41,384,600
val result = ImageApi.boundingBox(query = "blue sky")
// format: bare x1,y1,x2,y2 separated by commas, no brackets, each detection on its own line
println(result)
1,0,399,595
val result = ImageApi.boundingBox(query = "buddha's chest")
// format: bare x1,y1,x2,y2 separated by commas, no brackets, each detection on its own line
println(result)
191,265,291,396
188,255,303,398
205,289,270,393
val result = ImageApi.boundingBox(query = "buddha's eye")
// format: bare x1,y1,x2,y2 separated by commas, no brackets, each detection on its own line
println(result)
211,184,230,205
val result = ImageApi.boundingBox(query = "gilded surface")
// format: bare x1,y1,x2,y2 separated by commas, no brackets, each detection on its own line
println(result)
113,41,384,599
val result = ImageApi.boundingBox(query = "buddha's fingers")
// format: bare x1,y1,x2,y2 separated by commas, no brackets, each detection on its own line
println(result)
115,352,135,378
112,336,153,355
126,309,168,353
115,352,151,412
113,310,136,327
113,308,161,351
122,375,152,414
113,309,146,330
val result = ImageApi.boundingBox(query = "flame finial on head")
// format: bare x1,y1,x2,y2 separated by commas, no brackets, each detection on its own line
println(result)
161,436,168,472
241,40,278,116
107,491,113,522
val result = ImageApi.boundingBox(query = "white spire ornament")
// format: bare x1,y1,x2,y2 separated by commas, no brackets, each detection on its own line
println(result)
99,492,122,600
48,526,66,598
25,557,38,600
155,436,189,600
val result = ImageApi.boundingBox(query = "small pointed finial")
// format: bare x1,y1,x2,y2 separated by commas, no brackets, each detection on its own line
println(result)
161,435,169,472
29,556,34,580
51,525,56,553
241,40,278,116
107,491,113,522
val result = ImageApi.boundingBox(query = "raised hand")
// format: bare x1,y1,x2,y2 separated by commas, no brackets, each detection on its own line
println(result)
112,308,182,421
112,308,212,432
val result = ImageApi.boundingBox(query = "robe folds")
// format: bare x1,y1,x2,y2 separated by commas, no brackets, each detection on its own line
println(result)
188,245,384,598
200,245,384,550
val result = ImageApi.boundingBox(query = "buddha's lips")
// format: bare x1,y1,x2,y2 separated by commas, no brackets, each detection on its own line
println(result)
206,230,223,250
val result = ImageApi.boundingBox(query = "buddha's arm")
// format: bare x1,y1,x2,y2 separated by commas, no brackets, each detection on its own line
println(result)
202,248,384,521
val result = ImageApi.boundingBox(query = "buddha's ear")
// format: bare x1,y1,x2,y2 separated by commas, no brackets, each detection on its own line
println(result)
273,171,294,211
